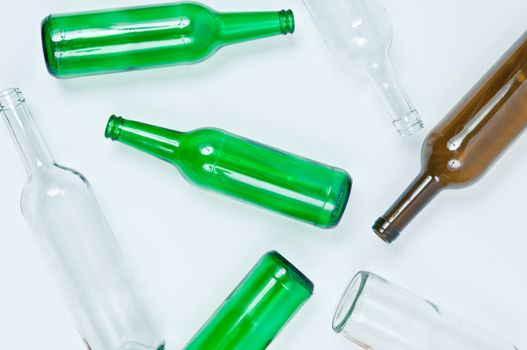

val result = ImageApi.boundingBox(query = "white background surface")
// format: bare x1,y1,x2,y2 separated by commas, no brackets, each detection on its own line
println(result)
0,0,526,348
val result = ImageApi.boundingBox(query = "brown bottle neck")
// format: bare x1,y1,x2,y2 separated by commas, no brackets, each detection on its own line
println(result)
373,173,444,243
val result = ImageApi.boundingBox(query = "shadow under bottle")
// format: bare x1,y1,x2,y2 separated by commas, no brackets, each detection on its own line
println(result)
373,30,527,242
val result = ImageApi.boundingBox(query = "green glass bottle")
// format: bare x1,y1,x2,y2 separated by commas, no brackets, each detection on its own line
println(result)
184,251,313,350
104,116,351,228
41,2,295,78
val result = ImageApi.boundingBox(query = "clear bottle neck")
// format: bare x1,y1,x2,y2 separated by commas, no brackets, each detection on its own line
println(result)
0,88,55,175
363,54,423,136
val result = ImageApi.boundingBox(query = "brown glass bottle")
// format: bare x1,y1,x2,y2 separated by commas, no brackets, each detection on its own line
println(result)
373,30,527,243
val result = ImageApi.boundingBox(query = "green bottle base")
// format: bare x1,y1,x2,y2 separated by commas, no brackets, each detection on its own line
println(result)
319,174,352,229
266,251,314,293
184,251,312,349
41,15,58,78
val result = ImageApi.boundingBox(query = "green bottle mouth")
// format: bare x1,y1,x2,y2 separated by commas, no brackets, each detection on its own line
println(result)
105,115,124,140
279,10,295,34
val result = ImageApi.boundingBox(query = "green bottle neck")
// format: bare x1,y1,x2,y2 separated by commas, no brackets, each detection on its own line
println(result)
216,10,294,45
105,116,183,165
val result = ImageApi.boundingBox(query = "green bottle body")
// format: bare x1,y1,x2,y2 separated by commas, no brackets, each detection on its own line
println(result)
105,116,351,228
184,251,313,350
41,2,294,78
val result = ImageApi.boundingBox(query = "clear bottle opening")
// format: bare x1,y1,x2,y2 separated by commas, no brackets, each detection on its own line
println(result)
0,87,25,110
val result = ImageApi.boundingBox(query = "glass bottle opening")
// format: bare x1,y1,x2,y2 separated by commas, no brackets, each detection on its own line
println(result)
105,115,124,140
372,217,399,243
0,88,25,111
332,271,368,333
279,10,295,34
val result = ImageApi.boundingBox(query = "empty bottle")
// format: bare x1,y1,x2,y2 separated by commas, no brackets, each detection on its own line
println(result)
373,30,527,242
333,271,517,349
0,88,165,350
304,0,423,136
184,251,313,350
104,116,352,228
41,2,295,78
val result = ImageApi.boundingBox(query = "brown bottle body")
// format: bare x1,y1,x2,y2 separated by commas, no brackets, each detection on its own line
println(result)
374,30,527,243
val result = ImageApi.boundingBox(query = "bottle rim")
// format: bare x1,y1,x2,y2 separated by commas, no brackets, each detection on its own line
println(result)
332,270,369,333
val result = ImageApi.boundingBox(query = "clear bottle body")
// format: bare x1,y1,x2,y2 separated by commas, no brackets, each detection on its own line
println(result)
303,0,423,136
333,271,517,350
0,88,164,350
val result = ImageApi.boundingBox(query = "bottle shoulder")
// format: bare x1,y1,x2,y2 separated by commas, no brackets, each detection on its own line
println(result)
187,127,227,139
21,165,93,205
168,4,222,59
421,132,489,187
177,128,227,183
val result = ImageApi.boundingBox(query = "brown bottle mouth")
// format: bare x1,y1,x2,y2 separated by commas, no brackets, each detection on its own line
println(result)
372,217,400,243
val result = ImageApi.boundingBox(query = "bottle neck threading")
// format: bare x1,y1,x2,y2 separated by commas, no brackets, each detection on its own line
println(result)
0,88,55,175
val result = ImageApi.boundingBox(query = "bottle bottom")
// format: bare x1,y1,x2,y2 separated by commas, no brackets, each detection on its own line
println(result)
317,172,352,229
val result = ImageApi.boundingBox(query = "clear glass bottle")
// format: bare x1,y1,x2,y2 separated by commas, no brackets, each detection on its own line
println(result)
0,88,165,350
333,271,518,350
41,2,295,78
303,0,423,136
104,116,352,228
184,251,313,350
373,30,527,243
